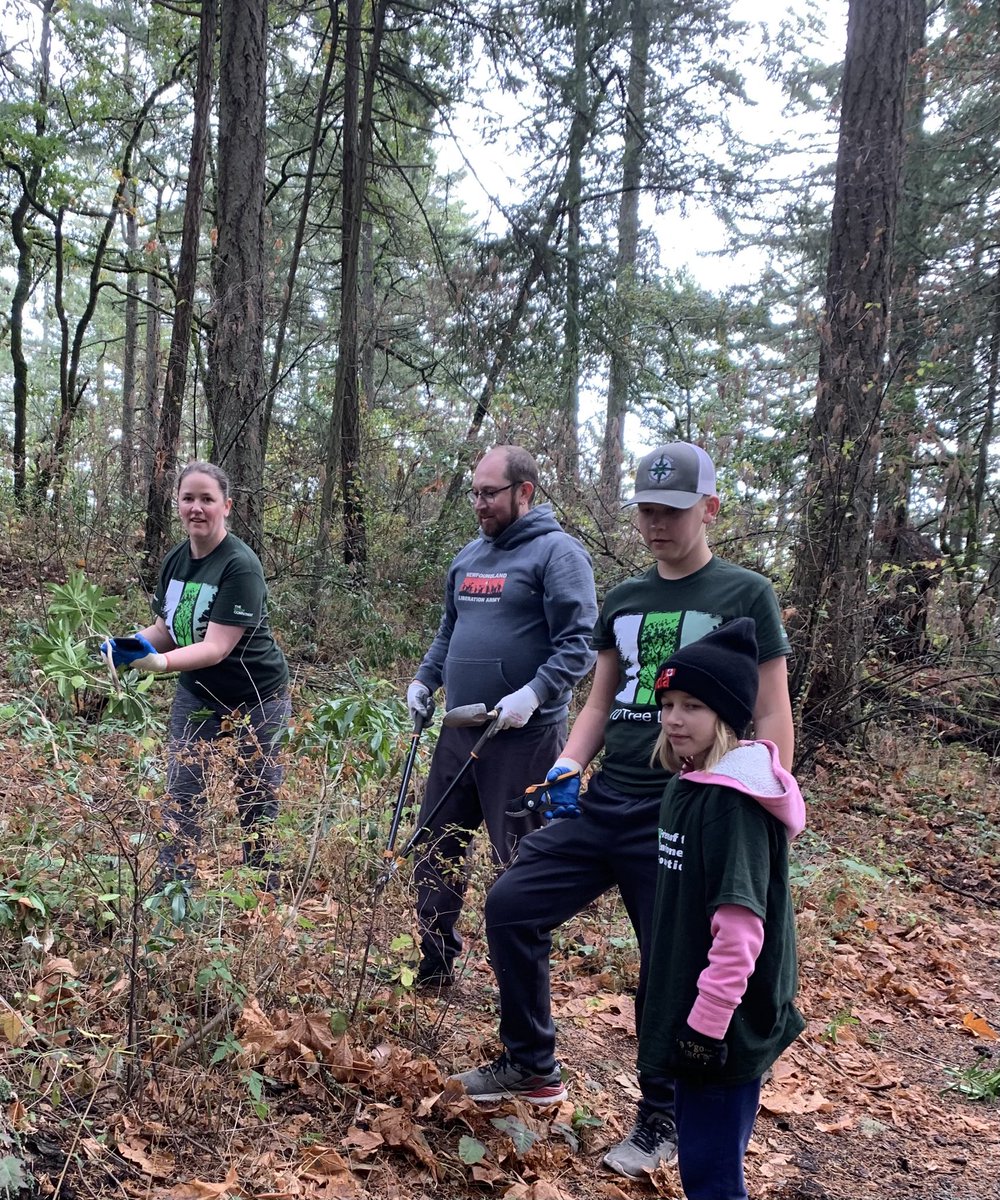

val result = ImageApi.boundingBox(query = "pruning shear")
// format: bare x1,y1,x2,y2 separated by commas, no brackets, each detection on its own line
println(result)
506,770,577,818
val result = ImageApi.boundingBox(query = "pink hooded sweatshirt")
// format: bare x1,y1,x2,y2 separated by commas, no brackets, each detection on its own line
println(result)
679,739,806,1040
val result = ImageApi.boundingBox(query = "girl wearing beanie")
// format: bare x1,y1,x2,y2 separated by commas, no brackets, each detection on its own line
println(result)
639,617,805,1200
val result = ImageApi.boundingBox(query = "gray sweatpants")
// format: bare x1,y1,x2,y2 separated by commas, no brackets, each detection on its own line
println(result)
161,683,291,876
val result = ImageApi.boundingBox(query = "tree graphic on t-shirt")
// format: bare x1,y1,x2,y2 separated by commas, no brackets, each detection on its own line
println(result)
635,611,682,705
173,581,202,647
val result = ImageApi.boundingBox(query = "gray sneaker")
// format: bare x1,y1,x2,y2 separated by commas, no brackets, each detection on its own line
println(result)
450,1051,567,1105
603,1112,678,1177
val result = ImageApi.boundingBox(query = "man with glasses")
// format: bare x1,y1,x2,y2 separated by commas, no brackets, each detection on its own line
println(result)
404,445,598,988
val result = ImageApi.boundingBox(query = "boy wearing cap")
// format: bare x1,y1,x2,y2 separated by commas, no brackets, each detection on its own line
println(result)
449,443,794,1179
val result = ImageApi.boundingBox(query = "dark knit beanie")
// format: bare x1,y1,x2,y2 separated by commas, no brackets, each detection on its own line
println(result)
653,618,759,737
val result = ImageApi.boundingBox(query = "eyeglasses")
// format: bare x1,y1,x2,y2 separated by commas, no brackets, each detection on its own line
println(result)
467,482,519,505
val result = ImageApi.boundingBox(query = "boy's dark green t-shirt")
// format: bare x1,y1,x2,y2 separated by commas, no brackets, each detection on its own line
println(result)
637,775,805,1084
592,558,791,795
153,534,288,706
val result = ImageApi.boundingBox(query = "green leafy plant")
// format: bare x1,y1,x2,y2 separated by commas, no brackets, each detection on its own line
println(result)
822,1009,860,1044
292,663,419,788
29,570,159,725
944,1059,1000,1101
490,1115,539,1155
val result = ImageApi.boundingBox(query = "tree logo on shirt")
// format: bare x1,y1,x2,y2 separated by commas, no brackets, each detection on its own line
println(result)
164,579,218,647
611,610,722,708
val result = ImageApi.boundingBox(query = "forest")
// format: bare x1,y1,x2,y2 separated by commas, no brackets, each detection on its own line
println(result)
1,0,1000,1197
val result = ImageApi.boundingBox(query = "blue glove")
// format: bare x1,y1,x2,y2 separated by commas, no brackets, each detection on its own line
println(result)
101,634,168,673
542,758,582,820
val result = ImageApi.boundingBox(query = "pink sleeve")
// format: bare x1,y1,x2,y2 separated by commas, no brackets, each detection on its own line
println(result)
687,904,765,1039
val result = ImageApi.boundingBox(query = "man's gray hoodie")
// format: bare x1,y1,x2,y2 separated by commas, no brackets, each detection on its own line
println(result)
415,504,598,725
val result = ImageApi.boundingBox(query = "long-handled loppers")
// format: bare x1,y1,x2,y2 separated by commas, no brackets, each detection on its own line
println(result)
375,703,500,892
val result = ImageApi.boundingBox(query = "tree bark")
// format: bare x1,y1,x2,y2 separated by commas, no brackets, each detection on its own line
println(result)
9,0,53,507
558,0,589,485
121,192,140,504
316,0,386,571
601,0,650,509
789,0,913,736
208,0,268,554
264,1,340,454
141,188,165,502
144,0,218,573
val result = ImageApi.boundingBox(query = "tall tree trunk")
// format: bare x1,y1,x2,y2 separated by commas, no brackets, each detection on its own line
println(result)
789,0,912,737
208,0,267,554
121,192,140,504
558,0,589,485
264,1,340,453
9,0,53,508
144,0,218,574
39,72,179,505
875,0,927,531
600,0,649,510
141,188,165,502
439,75,612,510
317,0,386,571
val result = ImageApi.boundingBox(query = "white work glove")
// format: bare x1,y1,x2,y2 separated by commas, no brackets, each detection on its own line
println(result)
406,680,435,723
494,683,540,731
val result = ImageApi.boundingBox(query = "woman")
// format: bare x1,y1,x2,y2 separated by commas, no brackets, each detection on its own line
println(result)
105,461,290,891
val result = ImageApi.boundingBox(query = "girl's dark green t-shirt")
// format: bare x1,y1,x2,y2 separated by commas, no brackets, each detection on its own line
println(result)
637,775,805,1084
153,534,288,706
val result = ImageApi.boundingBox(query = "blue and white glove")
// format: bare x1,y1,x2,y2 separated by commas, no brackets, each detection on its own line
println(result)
494,684,540,731
406,680,435,724
542,757,582,819
101,634,168,673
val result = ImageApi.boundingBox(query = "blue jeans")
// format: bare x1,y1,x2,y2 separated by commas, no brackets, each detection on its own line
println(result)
675,1075,761,1199
162,684,290,876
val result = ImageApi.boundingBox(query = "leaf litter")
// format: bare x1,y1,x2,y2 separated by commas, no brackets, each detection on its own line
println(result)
1,716,1000,1199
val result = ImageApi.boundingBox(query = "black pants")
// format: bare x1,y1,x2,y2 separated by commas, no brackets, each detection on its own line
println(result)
485,769,674,1117
414,720,564,972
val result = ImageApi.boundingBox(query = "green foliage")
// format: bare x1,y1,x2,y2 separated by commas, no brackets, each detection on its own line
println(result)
458,1135,487,1164
944,1059,1000,1101
292,663,421,788
0,1155,26,1199
821,1009,860,1044
27,570,160,726
490,1115,538,1155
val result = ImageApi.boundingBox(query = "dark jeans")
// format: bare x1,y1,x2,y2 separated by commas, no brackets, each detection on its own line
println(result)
162,684,291,876
675,1076,761,1199
414,719,564,973
484,770,673,1117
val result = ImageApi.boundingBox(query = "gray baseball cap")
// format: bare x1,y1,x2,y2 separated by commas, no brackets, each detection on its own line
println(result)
623,443,717,508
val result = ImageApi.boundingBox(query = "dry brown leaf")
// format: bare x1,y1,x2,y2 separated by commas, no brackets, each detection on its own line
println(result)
961,1012,998,1039
594,1182,632,1199
374,1109,436,1174
0,1008,31,1046
117,1138,176,1179
341,1127,383,1157
159,1164,239,1198
299,1144,359,1195
235,995,278,1059
760,1086,832,1116
471,1162,507,1184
